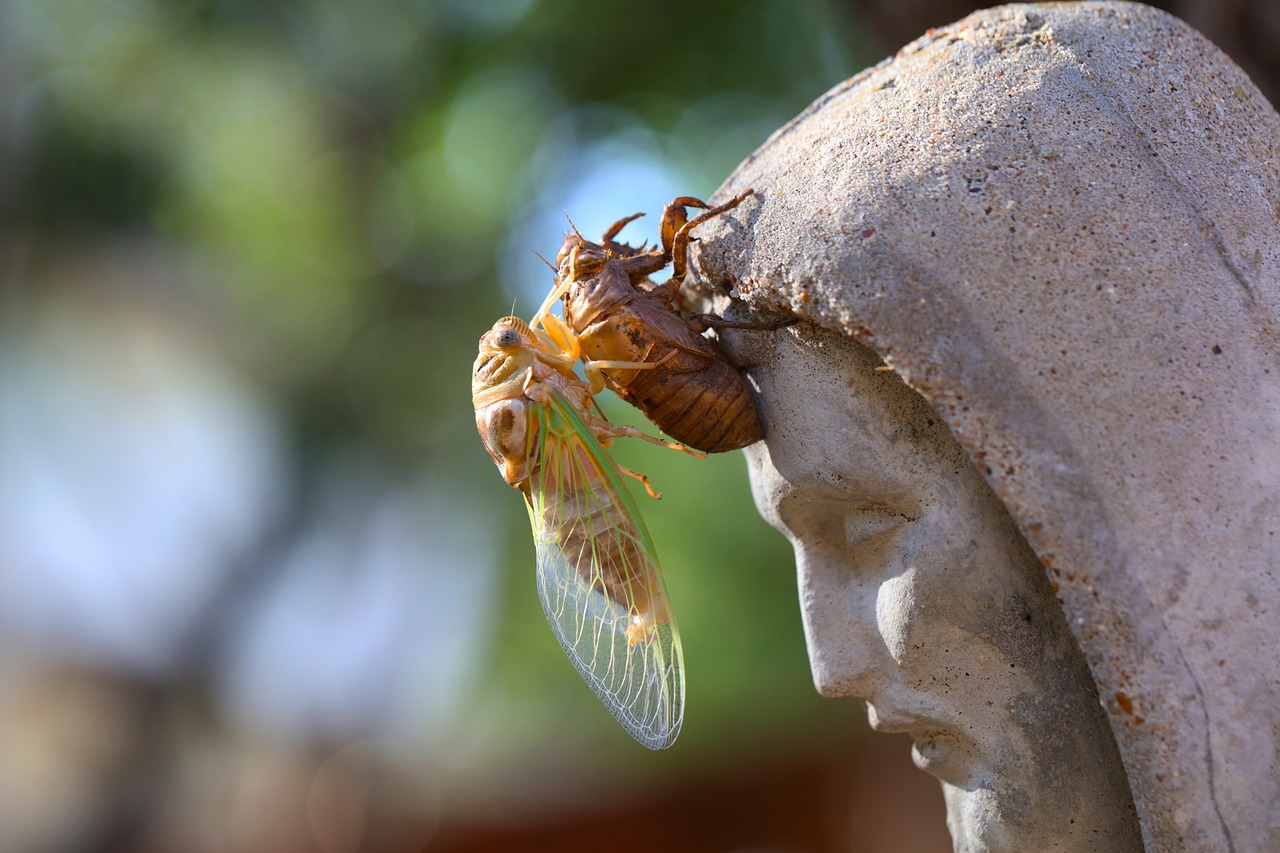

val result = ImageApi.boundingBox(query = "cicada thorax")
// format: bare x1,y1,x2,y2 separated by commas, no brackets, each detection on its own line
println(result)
471,317,542,490
561,258,765,453
472,315,579,492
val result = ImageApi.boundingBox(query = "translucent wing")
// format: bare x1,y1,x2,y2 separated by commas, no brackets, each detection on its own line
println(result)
526,388,684,749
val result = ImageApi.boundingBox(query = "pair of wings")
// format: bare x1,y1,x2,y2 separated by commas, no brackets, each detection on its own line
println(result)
524,387,684,749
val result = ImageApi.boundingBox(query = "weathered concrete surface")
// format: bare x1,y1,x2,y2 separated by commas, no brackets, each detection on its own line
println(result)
692,3,1280,851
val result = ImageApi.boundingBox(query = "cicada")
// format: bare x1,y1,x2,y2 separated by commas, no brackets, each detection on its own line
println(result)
548,189,795,453
472,309,694,749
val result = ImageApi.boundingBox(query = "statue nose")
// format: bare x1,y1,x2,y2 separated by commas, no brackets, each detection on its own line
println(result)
794,544,887,700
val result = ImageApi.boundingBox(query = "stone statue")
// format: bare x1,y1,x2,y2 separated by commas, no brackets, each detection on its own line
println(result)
690,3,1280,851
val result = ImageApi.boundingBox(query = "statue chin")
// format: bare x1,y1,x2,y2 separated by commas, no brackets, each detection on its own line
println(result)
942,787,1014,853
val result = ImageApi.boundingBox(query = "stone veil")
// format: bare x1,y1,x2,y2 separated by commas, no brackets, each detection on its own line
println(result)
691,3,1280,850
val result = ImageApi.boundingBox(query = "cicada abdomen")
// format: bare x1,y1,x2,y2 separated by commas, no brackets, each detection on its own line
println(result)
533,415,671,640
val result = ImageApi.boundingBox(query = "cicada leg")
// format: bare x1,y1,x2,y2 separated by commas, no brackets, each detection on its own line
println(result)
615,463,662,500
535,310,581,363
591,416,705,457
529,251,586,371
602,210,646,246
684,312,799,334
659,196,713,260
581,349,678,395
660,189,755,294
531,257,577,338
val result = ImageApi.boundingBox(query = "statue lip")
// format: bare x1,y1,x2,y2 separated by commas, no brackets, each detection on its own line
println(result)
869,704,975,784
866,703,933,734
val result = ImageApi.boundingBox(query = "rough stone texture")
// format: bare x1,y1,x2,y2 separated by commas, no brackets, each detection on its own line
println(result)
691,3,1280,851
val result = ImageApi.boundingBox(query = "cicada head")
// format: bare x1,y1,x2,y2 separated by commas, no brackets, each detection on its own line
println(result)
472,316,536,404
556,234,608,281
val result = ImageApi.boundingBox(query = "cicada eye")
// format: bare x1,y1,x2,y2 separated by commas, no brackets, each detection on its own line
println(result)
494,326,521,350
556,235,583,268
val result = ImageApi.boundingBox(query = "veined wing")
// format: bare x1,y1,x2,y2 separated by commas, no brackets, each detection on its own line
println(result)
526,388,684,749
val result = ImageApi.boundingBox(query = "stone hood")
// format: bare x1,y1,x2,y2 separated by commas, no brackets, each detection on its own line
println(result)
691,3,1280,850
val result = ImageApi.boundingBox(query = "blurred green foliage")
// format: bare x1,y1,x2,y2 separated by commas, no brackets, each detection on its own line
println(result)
1,0,873,770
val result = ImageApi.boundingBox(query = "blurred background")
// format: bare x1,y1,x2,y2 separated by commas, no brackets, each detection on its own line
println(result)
0,1,1274,851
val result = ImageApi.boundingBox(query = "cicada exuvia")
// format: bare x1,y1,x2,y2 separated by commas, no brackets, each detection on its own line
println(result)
548,189,795,452
472,311,695,748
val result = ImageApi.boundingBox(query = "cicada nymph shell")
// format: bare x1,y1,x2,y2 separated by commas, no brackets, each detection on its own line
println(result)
551,189,794,452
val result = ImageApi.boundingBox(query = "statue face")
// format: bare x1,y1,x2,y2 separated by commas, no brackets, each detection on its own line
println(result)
724,325,1140,852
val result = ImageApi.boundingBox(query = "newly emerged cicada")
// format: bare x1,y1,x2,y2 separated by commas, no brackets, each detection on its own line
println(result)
548,189,794,453
472,305,698,748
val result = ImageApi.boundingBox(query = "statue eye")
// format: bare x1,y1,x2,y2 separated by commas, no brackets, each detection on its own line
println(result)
842,511,913,547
